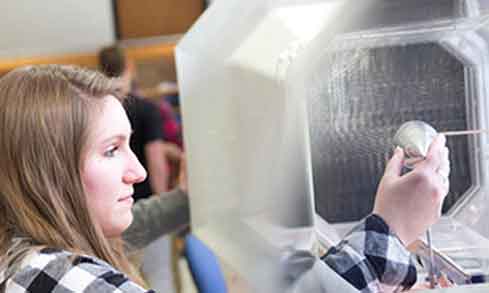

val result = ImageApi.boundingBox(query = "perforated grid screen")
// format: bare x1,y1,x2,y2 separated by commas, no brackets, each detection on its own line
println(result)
309,43,472,223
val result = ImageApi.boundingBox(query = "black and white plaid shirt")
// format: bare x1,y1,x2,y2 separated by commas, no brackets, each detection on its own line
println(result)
2,214,415,292
322,214,417,292
1,248,153,293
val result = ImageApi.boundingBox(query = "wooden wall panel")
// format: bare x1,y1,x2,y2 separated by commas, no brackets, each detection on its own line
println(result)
0,42,176,77
115,0,205,39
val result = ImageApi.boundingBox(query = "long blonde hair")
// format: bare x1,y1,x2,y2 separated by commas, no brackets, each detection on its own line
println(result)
0,65,143,285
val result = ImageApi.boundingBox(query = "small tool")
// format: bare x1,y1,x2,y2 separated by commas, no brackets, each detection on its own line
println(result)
426,228,437,288
441,129,489,136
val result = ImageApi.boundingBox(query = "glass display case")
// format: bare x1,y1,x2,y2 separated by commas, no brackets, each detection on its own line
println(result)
176,0,489,291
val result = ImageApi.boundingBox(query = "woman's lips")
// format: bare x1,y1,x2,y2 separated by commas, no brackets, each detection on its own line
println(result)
118,195,134,203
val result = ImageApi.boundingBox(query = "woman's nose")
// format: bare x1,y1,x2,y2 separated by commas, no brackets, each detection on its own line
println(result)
123,151,147,184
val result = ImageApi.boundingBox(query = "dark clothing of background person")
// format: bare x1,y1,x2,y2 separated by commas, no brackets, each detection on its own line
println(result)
124,95,165,201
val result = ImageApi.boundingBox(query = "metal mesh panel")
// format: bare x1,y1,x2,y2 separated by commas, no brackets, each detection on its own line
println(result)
309,43,472,223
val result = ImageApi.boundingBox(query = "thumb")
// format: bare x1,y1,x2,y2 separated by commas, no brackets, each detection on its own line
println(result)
384,147,404,178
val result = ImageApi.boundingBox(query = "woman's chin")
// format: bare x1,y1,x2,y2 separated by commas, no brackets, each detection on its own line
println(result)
104,212,134,238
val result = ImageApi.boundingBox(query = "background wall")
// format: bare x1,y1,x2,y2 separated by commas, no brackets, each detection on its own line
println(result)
115,0,204,39
0,0,115,59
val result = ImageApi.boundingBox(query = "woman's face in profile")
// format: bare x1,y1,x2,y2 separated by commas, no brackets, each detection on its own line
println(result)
81,95,147,237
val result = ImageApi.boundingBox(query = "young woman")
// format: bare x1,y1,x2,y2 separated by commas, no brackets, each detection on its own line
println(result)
0,65,450,292
0,65,188,292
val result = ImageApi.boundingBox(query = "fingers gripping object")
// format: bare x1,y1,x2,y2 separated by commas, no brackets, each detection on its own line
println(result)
393,120,442,289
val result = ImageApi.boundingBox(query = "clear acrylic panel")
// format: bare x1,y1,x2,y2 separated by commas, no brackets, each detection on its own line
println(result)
177,0,489,291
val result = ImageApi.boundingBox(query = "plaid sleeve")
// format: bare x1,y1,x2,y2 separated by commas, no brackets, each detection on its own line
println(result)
321,214,417,292
7,248,154,293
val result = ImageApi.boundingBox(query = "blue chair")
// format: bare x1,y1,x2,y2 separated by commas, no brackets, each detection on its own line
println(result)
183,234,228,293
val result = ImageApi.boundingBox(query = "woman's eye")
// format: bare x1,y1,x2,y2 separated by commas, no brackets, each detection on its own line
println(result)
104,146,119,157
